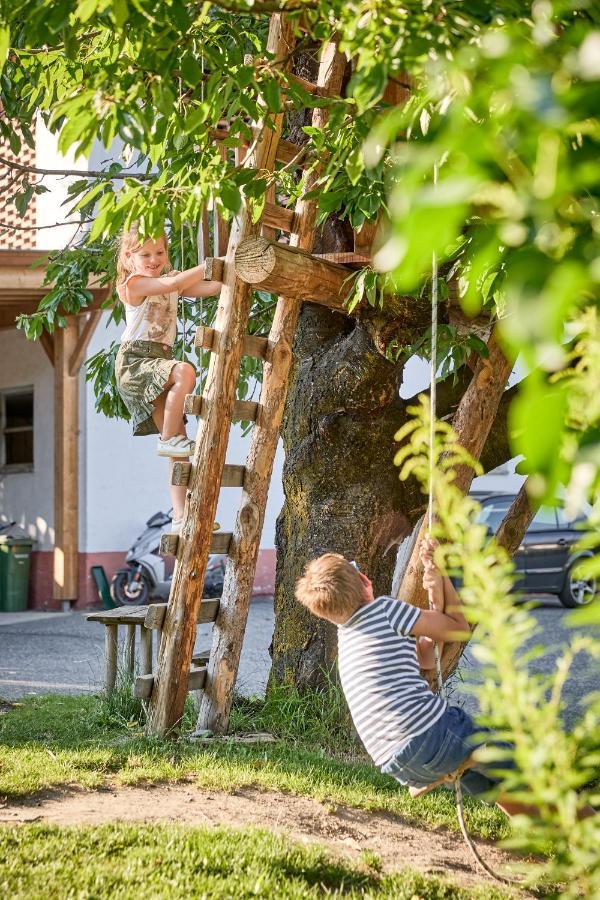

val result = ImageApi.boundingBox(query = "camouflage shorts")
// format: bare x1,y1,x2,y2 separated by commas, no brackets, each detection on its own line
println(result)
115,340,178,436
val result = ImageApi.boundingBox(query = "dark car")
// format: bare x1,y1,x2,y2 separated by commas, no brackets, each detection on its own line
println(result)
474,493,596,608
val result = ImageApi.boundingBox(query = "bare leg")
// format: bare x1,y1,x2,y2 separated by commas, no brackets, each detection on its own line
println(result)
152,363,196,521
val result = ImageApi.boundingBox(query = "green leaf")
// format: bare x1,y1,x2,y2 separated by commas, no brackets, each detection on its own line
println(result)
181,53,202,88
0,25,9,69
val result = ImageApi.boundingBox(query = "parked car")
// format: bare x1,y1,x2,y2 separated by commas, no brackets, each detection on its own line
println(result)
474,493,596,608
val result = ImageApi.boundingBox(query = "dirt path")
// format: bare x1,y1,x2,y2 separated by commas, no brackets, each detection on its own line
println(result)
0,783,526,891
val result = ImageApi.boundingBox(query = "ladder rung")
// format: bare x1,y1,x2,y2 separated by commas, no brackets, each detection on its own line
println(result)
192,652,210,667
276,138,306,168
171,461,246,488
172,460,192,486
145,598,220,630
194,325,268,360
286,71,330,98
184,395,259,423
134,665,207,700
204,257,224,282
159,531,232,557
263,201,295,233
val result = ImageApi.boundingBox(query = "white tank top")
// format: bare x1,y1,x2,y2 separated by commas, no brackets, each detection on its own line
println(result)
119,273,179,346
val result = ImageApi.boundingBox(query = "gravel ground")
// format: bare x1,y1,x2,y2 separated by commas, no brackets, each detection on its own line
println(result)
0,594,598,731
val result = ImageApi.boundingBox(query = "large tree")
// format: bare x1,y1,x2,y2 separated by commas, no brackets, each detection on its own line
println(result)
3,1,598,691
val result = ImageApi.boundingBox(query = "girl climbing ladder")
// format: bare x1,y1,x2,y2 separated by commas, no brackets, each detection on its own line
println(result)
114,225,222,534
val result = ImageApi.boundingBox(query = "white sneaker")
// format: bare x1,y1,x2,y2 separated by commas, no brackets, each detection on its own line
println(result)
157,435,195,457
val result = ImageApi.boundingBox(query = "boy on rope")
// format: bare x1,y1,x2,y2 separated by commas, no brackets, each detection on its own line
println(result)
295,542,534,817
114,225,222,535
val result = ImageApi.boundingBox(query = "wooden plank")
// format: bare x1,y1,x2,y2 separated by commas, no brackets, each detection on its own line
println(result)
172,460,192,486
144,598,220,630
134,666,207,700
68,309,102,376
204,257,224,282
140,627,153,676
276,138,306,168
262,185,277,241
314,252,371,267
86,606,147,625
146,14,296,737
39,331,54,366
53,316,79,604
198,209,210,263
192,652,210,667
172,460,246,488
262,201,295,233
353,219,378,258
105,624,118,695
184,394,259,422
197,42,348,735
235,238,351,311
161,532,231,557
194,325,268,360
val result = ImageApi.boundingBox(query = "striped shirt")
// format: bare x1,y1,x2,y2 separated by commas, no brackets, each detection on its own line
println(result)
338,596,447,766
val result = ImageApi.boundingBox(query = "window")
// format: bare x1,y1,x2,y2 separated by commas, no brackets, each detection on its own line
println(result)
529,507,558,531
478,498,513,532
1,388,34,472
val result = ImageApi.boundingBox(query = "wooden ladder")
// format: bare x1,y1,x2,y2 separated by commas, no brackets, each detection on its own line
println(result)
142,14,349,737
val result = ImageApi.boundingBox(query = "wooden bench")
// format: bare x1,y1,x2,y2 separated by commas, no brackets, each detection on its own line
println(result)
85,599,220,696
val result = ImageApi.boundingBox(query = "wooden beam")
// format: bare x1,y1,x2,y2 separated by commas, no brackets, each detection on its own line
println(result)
68,309,102,376
172,461,246,488
235,237,352,311
134,666,207,700
262,202,295,233
53,316,79,604
204,257,224,282
194,325,268,360
144,598,220,630
184,394,259,422
197,41,348,735
39,331,54,366
145,13,297,738
159,531,232,557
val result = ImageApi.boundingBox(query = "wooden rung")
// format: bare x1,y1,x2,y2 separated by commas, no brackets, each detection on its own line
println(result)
144,598,220,630
134,666,207,700
204,257,224,282
221,464,246,488
286,71,331,99
211,532,232,554
276,138,306,168
160,531,232,556
263,202,295,233
314,252,371,267
172,461,192,486
194,325,268,360
184,395,259,422
192,652,210,667
172,460,245,488
159,533,179,556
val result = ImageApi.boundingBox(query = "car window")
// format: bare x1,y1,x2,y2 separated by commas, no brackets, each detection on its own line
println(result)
478,498,513,532
529,507,558,531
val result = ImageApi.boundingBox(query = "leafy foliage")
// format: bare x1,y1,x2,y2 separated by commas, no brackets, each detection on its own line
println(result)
396,396,600,895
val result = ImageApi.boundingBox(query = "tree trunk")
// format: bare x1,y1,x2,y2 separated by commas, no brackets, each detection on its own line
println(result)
271,306,420,688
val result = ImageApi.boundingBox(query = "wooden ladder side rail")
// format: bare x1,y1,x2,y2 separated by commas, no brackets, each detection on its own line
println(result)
197,41,348,734
145,13,297,737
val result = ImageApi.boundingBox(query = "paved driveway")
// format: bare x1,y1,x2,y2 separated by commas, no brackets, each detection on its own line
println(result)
0,596,598,731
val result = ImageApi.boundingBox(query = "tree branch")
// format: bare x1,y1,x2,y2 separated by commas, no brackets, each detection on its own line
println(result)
0,155,153,181
496,477,538,556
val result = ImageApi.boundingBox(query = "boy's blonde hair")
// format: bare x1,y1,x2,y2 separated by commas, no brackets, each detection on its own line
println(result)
116,225,169,284
295,553,366,620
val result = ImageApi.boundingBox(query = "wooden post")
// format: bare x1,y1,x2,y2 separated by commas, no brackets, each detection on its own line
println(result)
197,42,347,734
123,623,136,676
140,627,153,675
53,316,79,605
235,237,352,310
146,13,297,737
105,624,118,694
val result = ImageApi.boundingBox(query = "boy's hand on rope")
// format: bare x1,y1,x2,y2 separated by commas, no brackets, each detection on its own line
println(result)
420,538,444,612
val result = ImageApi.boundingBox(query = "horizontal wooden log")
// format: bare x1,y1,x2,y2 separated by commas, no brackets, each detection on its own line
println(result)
134,666,207,700
194,325,268,360
234,237,352,311
144,598,220,630
160,532,233,557
172,460,192,486
213,126,305,169
184,394,259,422
263,202,295,233
205,257,224,282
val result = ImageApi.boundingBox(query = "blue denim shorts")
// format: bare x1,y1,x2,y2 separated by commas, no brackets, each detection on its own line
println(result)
380,705,515,798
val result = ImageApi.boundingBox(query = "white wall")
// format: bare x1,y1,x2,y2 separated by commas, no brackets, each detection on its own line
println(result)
0,330,54,549
35,119,88,250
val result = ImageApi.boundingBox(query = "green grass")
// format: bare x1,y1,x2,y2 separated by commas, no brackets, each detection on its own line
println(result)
0,823,511,899
0,693,509,841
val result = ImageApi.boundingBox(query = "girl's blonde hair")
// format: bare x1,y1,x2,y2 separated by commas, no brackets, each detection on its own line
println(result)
116,225,169,284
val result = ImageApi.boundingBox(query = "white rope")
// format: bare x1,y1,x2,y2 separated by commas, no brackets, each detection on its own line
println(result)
428,162,444,697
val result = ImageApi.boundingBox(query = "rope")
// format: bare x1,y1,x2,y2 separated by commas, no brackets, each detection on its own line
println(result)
427,162,520,887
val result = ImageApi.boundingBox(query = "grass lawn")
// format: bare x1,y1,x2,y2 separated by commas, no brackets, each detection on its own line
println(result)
0,823,511,899
0,691,509,841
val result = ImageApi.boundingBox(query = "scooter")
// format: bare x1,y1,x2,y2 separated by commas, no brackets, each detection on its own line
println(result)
110,510,225,606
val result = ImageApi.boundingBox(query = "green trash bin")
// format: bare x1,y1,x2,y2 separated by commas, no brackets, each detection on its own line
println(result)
0,530,34,612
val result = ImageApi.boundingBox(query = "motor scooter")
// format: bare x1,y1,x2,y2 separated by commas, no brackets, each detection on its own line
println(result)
110,511,225,606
